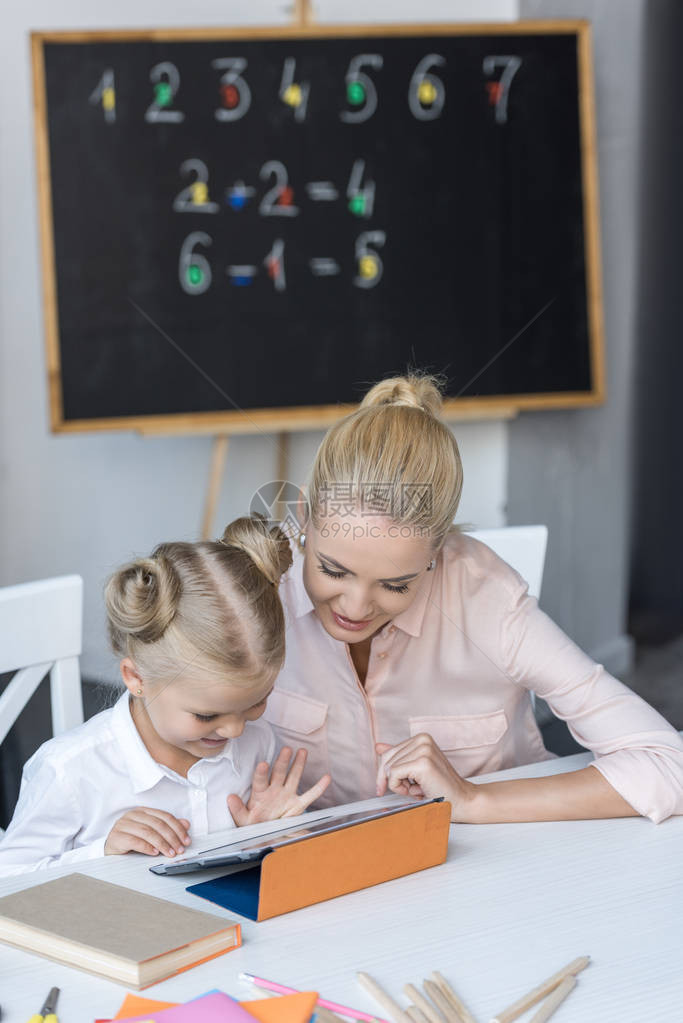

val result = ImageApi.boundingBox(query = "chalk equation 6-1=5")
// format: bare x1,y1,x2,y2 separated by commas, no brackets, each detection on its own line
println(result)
178,232,386,295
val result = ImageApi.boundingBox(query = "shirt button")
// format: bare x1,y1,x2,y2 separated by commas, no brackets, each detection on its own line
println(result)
389,626,396,634
378,652,387,659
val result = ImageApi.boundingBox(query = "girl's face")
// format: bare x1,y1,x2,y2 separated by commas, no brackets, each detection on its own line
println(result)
121,660,272,763
302,513,433,644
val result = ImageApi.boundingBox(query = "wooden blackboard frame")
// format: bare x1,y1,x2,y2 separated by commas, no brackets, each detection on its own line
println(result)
32,20,605,435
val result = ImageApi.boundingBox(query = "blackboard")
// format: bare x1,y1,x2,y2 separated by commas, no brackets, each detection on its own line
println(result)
32,22,604,434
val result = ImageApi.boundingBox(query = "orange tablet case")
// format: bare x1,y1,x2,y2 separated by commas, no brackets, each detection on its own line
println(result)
187,800,451,921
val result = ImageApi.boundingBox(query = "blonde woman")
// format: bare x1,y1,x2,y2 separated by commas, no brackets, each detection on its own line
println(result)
0,515,329,875
265,375,683,824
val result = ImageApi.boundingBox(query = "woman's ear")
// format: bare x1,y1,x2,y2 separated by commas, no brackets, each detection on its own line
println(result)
120,657,143,696
296,488,309,530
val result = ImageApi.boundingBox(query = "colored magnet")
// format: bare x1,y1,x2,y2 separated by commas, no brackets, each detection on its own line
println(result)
191,182,209,205
486,81,503,106
187,264,203,287
278,186,294,207
348,195,366,217
347,80,366,106
283,83,303,107
358,255,378,279
102,86,115,111
221,83,240,109
154,81,172,107
417,80,438,105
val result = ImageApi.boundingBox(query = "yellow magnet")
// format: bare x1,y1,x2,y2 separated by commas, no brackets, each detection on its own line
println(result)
417,80,438,105
102,86,115,111
358,255,378,279
283,83,302,107
191,182,209,205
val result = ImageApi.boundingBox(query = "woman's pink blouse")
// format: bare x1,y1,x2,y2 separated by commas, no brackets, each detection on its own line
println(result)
265,532,683,822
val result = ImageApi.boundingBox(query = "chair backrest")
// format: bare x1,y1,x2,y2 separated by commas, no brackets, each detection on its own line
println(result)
0,575,84,747
465,525,548,600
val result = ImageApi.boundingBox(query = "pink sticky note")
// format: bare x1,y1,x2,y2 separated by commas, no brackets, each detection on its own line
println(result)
118,992,258,1023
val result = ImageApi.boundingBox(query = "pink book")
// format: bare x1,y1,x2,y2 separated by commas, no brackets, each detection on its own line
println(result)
118,992,259,1023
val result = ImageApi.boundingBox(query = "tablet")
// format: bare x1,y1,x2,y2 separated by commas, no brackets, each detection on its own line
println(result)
150,797,441,876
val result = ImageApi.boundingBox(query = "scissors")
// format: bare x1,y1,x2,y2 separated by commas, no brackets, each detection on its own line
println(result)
26,986,59,1023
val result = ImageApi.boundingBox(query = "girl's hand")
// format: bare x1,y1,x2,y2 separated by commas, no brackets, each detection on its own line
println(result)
227,747,331,826
104,808,191,857
375,733,477,821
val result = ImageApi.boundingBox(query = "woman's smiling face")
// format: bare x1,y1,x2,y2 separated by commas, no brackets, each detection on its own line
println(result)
302,513,433,643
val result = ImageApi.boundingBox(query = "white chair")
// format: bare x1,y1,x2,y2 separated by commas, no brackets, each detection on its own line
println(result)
466,525,548,600
0,574,84,765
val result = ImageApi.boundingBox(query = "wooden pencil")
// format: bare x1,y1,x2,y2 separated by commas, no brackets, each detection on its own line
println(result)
406,1006,431,1023
490,956,590,1023
403,984,446,1023
430,972,477,1023
423,980,463,1023
357,972,413,1023
527,977,577,1023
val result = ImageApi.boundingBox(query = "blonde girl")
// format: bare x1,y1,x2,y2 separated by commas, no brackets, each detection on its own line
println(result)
265,374,683,824
0,515,329,875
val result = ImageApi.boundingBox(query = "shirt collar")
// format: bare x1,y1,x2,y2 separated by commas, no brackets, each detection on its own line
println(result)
111,690,238,795
282,542,436,638
390,558,437,637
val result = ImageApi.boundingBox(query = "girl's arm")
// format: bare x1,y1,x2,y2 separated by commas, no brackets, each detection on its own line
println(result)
376,736,639,822
0,758,105,875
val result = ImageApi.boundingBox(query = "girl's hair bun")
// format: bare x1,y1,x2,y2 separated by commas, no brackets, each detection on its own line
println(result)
219,513,293,586
104,554,181,654
359,373,445,418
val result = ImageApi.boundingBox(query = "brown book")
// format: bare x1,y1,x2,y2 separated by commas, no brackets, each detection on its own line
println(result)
0,872,241,988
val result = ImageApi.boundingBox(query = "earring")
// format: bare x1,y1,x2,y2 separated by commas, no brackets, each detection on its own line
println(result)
427,559,435,572
136,688,143,696
298,532,306,551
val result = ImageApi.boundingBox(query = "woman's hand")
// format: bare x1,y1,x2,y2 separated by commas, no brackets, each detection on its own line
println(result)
104,808,191,857
376,733,477,821
227,747,331,826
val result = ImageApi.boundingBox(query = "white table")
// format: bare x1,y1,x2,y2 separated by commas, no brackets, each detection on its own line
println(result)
1,751,681,1023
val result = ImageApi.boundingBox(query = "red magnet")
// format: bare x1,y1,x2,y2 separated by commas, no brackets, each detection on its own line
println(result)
486,81,503,106
278,186,294,207
221,83,240,109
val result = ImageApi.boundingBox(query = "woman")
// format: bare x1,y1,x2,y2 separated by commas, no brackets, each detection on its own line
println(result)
264,374,683,823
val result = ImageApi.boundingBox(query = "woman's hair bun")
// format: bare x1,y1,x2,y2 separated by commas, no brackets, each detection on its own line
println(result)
219,513,293,586
359,373,444,417
104,554,181,653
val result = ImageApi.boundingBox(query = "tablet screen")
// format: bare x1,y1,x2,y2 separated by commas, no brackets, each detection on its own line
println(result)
150,797,435,875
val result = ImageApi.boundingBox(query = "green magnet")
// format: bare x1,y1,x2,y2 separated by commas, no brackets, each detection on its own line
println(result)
348,195,366,216
347,80,366,106
187,264,203,287
155,81,172,107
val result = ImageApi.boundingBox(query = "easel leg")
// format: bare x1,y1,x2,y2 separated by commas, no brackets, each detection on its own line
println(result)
201,435,230,540
274,431,291,525
293,0,313,27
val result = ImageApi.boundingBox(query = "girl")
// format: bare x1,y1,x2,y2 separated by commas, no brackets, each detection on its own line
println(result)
264,374,683,823
0,515,330,875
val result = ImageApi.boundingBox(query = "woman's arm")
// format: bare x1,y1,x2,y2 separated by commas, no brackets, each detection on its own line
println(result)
376,736,639,823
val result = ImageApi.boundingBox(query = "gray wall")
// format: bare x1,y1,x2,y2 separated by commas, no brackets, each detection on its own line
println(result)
510,0,646,675
630,0,683,642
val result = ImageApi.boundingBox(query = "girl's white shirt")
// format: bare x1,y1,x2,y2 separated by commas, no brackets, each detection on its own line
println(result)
0,691,275,876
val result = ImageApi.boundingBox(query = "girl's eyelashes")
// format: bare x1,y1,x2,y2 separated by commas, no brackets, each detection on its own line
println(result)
193,712,217,722
318,562,410,594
